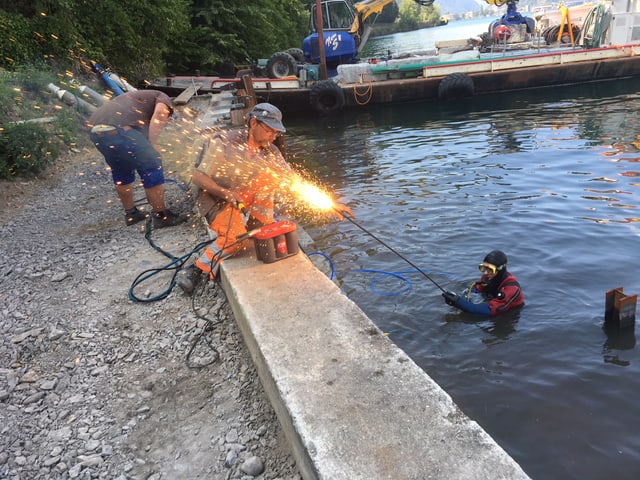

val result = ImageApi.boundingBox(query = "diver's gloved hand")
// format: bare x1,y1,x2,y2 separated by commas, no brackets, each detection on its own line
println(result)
442,290,460,307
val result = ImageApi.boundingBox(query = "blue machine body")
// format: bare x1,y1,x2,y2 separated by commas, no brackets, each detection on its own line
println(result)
303,31,358,66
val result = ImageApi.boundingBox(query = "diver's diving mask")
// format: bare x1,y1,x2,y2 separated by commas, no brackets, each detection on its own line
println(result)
479,262,500,275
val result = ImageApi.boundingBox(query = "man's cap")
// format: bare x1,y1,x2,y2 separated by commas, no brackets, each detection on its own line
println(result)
251,103,286,133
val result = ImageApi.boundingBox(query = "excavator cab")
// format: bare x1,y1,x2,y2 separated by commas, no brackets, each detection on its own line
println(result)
303,0,360,68
309,0,355,32
303,0,393,68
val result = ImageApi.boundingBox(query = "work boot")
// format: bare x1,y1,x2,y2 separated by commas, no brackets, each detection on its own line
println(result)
153,209,187,229
176,264,202,295
125,208,149,226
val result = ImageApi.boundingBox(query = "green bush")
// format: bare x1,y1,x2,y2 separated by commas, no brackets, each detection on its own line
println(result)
0,13,39,69
0,67,59,121
0,67,81,179
15,64,57,94
0,123,60,179
0,70,18,118
53,109,79,147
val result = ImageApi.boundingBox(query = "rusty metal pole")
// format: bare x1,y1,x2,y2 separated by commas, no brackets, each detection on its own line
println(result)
315,0,328,80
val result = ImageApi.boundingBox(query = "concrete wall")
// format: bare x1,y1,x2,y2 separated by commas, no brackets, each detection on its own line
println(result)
220,249,531,480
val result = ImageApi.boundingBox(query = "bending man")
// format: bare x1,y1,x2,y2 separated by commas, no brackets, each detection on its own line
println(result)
89,90,186,228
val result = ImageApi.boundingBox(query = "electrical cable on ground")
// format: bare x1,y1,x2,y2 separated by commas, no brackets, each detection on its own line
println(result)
185,279,225,369
185,208,242,368
127,218,214,303
127,206,243,369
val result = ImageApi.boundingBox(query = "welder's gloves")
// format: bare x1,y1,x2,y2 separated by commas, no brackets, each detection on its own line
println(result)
442,290,460,307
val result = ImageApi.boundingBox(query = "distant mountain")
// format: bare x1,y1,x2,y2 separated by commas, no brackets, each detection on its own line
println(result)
434,0,550,16
435,0,486,16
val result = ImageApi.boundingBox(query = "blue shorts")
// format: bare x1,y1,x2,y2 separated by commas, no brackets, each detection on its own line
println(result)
90,127,165,188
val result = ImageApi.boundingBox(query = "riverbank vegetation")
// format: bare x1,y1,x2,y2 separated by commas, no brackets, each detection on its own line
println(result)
0,67,80,179
372,0,446,37
0,0,447,178
0,1,452,80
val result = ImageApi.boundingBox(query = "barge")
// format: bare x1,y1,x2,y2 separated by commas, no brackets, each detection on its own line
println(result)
144,0,640,115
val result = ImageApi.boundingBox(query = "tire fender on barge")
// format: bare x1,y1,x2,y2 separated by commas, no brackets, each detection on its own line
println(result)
310,80,346,114
438,73,475,100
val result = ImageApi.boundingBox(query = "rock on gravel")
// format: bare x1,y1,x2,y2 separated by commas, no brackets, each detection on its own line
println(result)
0,148,300,480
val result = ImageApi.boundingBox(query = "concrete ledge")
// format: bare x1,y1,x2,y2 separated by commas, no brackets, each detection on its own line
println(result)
221,248,531,480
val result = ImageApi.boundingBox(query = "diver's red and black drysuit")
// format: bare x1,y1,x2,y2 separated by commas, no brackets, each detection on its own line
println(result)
456,269,524,316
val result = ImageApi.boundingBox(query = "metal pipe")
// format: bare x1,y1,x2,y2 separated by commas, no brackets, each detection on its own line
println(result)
47,83,97,115
77,85,107,107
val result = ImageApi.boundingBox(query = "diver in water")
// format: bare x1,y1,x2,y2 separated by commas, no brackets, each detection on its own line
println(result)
442,250,524,316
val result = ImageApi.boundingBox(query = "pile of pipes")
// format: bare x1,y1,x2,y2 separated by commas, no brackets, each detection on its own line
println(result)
47,63,135,115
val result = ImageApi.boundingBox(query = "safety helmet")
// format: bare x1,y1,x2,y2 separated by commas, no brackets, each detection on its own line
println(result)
478,250,508,275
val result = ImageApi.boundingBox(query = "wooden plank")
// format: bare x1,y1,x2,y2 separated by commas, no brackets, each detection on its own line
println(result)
172,83,202,105
241,74,257,109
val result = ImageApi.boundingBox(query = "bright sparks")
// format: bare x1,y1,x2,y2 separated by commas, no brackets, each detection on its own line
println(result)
290,179,335,211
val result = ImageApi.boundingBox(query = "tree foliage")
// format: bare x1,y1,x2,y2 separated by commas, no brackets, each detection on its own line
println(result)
1,0,438,79
377,0,400,23
165,0,308,74
1,0,308,80
397,0,441,30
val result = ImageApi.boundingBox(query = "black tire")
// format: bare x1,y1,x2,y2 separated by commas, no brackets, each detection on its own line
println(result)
438,73,474,100
266,52,297,79
309,80,346,114
286,48,305,62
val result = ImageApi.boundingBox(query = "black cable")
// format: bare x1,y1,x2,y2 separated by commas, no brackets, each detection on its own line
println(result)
128,218,216,303
124,181,233,368
184,206,242,369
337,209,448,293
185,281,224,369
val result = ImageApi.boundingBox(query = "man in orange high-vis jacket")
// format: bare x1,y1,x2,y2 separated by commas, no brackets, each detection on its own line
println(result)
176,103,352,294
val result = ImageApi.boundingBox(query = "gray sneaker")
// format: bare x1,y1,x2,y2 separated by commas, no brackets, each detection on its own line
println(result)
176,264,202,295
153,209,187,229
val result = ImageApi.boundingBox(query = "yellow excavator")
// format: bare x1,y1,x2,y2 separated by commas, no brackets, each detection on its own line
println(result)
266,0,400,77
303,0,533,67
266,0,533,77
300,0,412,71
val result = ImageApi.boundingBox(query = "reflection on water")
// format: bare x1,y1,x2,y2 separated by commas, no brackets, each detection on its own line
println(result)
285,77,640,480
603,324,636,366
446,310,521,346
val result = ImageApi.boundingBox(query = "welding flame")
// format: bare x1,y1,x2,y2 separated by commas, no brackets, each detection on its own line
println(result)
290,178,335,211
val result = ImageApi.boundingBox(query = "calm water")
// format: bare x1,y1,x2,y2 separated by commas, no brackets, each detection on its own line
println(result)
282,20,640,480
360,16,491,58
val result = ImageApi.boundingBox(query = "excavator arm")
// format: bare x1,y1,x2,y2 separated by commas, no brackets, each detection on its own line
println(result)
349,0,396,35
349,0,437,51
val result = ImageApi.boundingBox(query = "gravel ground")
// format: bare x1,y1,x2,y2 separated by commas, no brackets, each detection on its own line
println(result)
0,146,299,480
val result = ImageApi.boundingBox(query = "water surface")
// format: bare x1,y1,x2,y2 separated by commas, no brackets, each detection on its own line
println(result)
284,74,640,480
